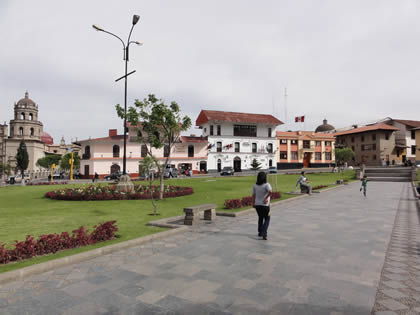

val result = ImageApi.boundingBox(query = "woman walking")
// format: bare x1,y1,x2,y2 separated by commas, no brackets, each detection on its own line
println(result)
252,171,272,240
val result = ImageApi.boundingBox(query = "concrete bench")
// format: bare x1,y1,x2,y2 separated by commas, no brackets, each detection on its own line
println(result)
184,203,217,225
300,185,310,194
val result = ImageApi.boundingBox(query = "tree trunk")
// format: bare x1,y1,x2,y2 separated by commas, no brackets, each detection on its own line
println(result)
149,178,157,215
159,171,164,200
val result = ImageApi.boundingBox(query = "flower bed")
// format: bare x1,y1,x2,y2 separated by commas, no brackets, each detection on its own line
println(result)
27,181,68,186
0,221,118,265
45,184,194,201
312,185,328,190
224,191,282,209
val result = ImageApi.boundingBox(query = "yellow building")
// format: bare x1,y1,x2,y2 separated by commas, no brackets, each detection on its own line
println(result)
415,127,420,163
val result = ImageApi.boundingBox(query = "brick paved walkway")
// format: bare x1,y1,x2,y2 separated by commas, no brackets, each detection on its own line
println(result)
0,182,416,315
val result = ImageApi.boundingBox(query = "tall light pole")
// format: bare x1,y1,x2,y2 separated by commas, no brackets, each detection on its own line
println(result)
92,15,142,177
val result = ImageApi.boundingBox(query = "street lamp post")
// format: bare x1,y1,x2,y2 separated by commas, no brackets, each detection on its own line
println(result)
93,15,141,190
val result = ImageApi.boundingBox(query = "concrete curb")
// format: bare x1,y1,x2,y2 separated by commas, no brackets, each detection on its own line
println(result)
0,224,188,285
411,181,420,211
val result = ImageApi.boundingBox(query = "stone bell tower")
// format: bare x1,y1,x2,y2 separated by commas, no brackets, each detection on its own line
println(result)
9,91,43,140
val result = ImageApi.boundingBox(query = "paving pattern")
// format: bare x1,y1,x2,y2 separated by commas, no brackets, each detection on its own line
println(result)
372,183,420,314
0,182,416,315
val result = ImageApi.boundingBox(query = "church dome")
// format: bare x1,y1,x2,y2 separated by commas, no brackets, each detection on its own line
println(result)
315,119,335,133
41,131,54,145
16,91,36,107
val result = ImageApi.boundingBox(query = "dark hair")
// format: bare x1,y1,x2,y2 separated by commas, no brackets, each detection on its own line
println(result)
256,171,267,185
301,171,305,175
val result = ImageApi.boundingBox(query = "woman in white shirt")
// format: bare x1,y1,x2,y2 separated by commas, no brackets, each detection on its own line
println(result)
252,172,272,240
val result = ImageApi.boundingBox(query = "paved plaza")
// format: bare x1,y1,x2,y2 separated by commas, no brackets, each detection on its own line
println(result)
0,182,419,314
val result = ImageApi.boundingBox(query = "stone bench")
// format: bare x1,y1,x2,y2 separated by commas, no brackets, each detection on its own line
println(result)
183,203,217,225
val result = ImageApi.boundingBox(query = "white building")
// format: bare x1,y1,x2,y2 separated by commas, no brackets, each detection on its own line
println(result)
196,110,282,172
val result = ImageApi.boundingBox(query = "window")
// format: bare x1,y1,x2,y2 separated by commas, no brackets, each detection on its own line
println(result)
188,145,194,157
234,142,240,153
269,160,272,167
315,152,321,160
29,113,33,121
372,134,376,141
315,141,321,146
204,128,206,133
352,146,355,151
137,131,142,138
217,125,221,136
291,140,297,145
21,112,25,120
397,150,400,157
361,136,364,142
351,137,355,143
385,133,389,140
30,128,34,136
113,145,120,158
85,146,91,156
217,142,222,152
372,154,376,160
291,151,298,160
164,145,170,157
252,143,257,153
411,130,415,140
141,145,147,157
280,139,287,144
19,127,23,136
325,152,332,160
280,151,287,159
303,140,310,149
210,125,214,136
412,145,416,155
325,141,331,147
373,144,376,150
268,128,272,138
267,143,273,153
153,131,160,141
233,125,257,137
361,144,365,151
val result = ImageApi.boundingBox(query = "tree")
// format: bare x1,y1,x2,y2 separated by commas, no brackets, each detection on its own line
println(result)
16,141,29,178
335,148,355,166
117,94,192,200
250,158,262,171
140,156,159,215
36,155,61,170
60,152,80,171
0,163,12,179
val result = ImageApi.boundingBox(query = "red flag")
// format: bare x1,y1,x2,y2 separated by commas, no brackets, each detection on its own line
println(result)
295,116,305,122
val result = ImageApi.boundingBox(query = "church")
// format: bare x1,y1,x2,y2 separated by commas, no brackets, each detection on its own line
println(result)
0,92,80,179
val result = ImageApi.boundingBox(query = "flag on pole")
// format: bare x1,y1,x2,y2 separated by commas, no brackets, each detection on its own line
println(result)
295,116,305,123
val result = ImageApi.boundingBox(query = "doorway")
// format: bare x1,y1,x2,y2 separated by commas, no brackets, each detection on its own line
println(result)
111,164,120,174
84,165,89,178
233,157,241,172
303,152,311,168
217,159,222,172
199,161,207,173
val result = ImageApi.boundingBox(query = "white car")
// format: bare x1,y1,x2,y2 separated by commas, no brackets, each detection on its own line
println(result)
8,174,30,184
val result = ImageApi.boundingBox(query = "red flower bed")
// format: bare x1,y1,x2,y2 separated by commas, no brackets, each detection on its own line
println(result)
0,221,118,265
45,185,194,201
312,185,328,190
27,181,68,186
224,192,282,209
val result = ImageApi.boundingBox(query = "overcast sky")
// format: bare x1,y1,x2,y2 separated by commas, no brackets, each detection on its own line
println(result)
1,0,419,143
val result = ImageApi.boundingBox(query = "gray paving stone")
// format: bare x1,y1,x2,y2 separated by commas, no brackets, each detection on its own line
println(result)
381,288,407,299
377,299,409,311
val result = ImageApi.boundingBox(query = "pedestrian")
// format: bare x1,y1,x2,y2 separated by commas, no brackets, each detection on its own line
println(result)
252,171,272,240
93,172,99,183
296,171,312,194
360,175,368,197
188,168,192,177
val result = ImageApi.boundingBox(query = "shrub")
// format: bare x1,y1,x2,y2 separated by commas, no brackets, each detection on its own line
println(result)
27,181,68,186
224,199,242,209
0,221,118,265
312,185,328,190
241,196,253,207
224,191,282,209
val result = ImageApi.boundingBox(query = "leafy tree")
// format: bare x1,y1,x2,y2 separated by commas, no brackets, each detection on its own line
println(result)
140,156,159,215
60,152,80,171
117,94,192,200
335,148,355,166
16,141,29,178
36,155,61,170
250,158,262,171
0,163,12,179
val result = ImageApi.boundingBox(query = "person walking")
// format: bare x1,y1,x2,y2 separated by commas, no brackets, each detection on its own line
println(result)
360,175,368,197
93,172,99,183
296,171,312,194
252,171,272,240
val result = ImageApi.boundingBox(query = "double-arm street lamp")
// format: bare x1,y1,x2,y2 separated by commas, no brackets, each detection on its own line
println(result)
92,15,142,176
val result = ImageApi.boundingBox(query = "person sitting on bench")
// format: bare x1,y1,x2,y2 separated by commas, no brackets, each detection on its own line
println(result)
296,171,312,195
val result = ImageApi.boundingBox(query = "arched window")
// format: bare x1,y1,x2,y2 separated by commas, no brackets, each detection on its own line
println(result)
188,145,194,157
137,130,142,138
153,131,160,141
21,112,25,120
269,159,273,167
84,146,91,159
29,113,33,121
113,145,120,158
19,127,24,136
30,128,34,136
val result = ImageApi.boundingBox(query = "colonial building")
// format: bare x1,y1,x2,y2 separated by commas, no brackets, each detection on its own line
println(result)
196,110,282,172
0,92,80,178
334,123,399,166
415,127,420,164
276,131,335,168
79,126,209,179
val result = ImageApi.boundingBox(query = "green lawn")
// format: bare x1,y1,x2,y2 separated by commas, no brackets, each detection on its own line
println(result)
0,170,355,273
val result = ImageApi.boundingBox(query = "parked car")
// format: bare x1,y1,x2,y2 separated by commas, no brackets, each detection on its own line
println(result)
268,166,277,174
220,166,234,176
163,168,179,178
8,174,30,184
104,172,121,181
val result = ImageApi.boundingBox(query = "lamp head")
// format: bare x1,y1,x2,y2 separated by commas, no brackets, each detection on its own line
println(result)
134,41,143,46
132,15,140,25
92,24,104,32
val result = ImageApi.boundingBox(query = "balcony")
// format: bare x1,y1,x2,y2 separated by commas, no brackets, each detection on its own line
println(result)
82,153,91,160
300,145,315,152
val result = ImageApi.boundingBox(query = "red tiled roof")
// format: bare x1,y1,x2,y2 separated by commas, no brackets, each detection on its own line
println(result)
196,110,283,126
180,136,208,143
334,123,398,136
393,119,420,128
276,131,335,140
40,131,54,145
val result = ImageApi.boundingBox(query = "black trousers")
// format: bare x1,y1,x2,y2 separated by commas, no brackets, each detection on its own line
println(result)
255,205,270,237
